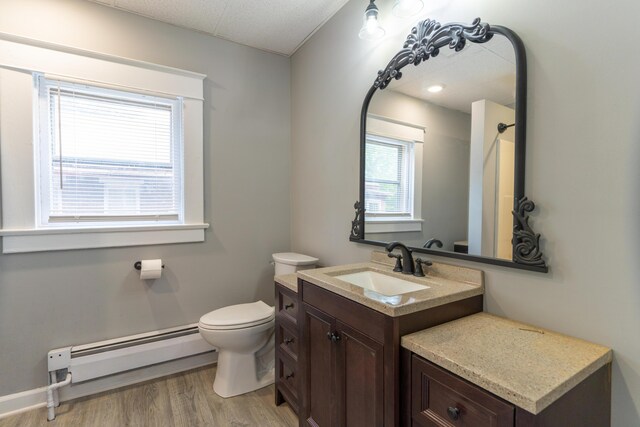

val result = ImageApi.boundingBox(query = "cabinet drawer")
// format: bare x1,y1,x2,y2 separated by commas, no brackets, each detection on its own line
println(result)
277,353,298,400
277,322,298,361
412,355,514,427
276,286,298,326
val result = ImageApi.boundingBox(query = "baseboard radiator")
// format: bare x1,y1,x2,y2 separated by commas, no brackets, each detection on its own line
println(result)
46,323,215,420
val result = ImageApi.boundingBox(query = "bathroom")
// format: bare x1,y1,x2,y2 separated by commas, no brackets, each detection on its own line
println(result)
0,0,638,426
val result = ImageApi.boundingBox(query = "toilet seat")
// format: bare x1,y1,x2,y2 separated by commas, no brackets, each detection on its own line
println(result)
199,301,275,330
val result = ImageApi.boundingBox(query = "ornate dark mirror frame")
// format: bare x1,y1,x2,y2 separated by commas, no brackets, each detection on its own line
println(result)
350,18,548,273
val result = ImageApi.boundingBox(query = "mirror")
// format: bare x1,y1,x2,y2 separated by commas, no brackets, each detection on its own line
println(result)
350,19,547,272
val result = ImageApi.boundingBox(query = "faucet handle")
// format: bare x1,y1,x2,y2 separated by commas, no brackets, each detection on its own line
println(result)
414,258,432,277
387,252,403,272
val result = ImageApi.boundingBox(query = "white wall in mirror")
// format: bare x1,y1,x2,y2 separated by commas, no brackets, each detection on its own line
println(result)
468,99,515,259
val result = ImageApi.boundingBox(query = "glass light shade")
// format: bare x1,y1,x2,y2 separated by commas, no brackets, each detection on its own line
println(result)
392,0,424,18
359,3,386,40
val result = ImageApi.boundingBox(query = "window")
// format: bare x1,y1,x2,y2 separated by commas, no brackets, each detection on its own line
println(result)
36,77,184,226
365,134,414,217
0,35,207,253
364,115,424,234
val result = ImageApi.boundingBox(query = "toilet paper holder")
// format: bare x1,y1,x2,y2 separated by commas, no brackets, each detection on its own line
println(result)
134,261,165,270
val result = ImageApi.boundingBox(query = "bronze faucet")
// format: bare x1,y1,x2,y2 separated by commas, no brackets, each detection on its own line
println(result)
385,242,415,275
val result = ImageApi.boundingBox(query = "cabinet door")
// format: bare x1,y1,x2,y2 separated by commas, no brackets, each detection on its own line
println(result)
302,303,336,427
335,321,384,427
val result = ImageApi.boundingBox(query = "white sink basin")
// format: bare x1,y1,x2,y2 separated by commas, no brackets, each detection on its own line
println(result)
335,270,429,296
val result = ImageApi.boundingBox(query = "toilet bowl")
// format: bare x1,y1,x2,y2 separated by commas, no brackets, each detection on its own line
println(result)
199,253,318,398
199,301,275,398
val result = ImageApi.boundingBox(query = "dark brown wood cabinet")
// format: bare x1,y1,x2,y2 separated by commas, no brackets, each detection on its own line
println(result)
303,303,337,426
408,353,611,427
298,279,483,427
275,283,301,414
336,320,384,427
302,301,385,427
280,277,610,427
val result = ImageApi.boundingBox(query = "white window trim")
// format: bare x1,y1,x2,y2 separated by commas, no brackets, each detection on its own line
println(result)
365,218,424,233
0,224,209,254
0,34,208,253
365,115,424,234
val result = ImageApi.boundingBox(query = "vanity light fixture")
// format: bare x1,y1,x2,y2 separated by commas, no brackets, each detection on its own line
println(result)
427,84,444,93
359,0,386,41
392,0,424,18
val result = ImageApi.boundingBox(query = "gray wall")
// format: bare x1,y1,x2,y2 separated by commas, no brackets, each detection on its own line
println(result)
291,0,640,425
0,0,291,395
422,133,469,250
366,89,470,250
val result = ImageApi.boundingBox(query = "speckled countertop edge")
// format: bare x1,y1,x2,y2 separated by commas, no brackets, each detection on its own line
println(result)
401,313,612,414
297,262,483,317
274,273,298,293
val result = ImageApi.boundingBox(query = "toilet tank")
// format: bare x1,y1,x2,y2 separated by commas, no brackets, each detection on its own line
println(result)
272,252,319,276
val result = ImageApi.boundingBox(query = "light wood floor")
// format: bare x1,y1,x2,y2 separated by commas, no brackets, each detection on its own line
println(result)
0,366,297,426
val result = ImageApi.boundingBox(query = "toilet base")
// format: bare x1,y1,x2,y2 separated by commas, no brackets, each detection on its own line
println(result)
213,350,275,398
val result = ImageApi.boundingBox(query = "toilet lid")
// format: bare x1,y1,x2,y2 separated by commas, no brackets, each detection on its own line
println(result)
199,301,275,329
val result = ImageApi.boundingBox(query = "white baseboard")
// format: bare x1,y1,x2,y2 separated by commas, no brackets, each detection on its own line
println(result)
0,387,47,419
0,352,217,420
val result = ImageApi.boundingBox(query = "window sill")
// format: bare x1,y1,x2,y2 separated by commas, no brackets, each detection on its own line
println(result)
0,223,209,253
365,219,423,234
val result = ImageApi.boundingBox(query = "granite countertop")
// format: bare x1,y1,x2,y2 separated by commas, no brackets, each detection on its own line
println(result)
274,273,298,293
401,313,612,414
297,259,483,317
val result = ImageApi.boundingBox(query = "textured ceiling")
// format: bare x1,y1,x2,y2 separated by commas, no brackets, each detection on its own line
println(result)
89,0,350,56
388,35,516,114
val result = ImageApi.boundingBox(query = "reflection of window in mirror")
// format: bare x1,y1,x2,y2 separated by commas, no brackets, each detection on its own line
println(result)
365,135,413,214
365,115,424,233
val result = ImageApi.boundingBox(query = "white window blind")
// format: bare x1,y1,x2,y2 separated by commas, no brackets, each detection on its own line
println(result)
365,134,414,217
37,76,184,225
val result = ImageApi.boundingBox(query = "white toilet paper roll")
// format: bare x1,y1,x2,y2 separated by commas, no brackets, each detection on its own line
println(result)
140,259,163,280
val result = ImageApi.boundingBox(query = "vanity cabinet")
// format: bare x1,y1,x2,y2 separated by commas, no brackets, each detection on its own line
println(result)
275,283,301,414
298,279,483,427
403,313,612,427
408,353,611,427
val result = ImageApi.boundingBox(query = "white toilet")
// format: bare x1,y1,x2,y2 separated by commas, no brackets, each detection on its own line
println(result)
198,252,318,398
272,252,319,275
